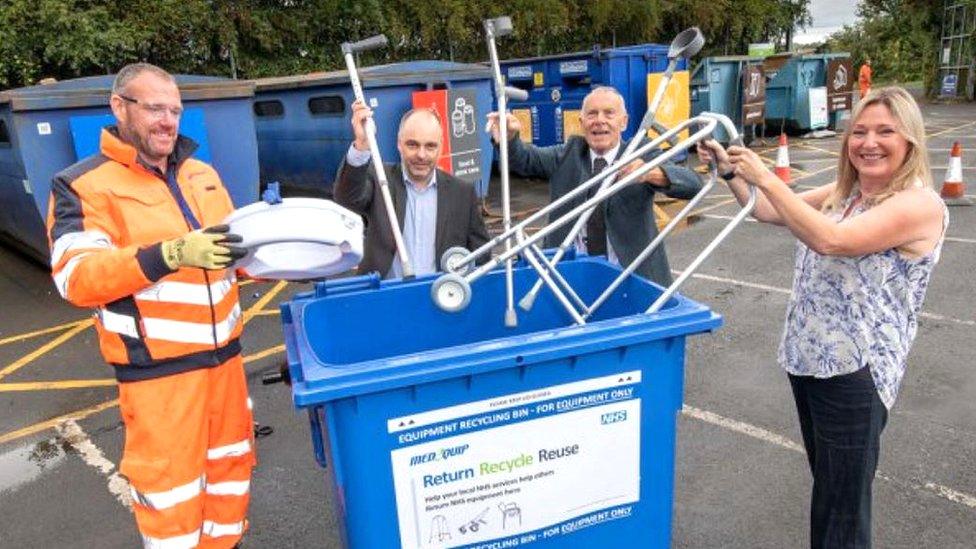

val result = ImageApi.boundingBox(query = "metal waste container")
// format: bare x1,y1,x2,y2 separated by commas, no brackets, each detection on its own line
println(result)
763,52,853,132
281,256,721,548
500,44,689,148
691,56,766,143
252,61,494,197
0,75,259,262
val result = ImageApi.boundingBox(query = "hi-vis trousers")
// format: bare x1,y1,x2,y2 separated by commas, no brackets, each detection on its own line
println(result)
118,355,255,549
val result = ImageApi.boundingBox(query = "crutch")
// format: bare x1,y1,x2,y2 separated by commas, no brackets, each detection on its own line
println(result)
441,22,564,327
515,27,705,313
430,115,718,314
485,16,520,327
341,35,414,279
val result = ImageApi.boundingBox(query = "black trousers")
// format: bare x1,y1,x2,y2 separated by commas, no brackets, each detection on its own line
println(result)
789,367,889,549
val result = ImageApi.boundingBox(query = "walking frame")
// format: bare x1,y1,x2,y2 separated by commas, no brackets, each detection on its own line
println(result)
426,29,757,324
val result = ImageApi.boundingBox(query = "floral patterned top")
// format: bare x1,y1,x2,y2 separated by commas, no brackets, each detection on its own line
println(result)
778,187,948,409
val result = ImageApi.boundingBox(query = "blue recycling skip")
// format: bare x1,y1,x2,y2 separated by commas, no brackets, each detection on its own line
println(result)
281,257,721,548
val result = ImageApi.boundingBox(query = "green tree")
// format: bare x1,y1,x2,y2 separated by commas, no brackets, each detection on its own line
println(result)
0,0,817,90
826,0,944,93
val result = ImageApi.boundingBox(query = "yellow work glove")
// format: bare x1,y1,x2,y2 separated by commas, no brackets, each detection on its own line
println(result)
161,224,247,270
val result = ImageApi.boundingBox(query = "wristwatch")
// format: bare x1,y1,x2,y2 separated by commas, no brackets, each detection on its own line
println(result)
720,169,736,181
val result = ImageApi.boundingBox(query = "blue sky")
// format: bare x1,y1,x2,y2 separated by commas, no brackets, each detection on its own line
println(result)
795,0,860,44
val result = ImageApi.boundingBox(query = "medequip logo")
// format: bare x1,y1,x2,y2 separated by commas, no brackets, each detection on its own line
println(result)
409,443,470,466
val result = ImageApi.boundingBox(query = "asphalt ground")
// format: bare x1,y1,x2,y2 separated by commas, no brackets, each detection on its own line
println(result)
1,98,974,548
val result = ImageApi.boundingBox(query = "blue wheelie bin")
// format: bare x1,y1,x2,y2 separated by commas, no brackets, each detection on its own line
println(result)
281,257,721,548
0,75,259,262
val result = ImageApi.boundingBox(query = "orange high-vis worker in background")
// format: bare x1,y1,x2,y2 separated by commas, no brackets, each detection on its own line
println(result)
47,63,255,549
859,57,873,98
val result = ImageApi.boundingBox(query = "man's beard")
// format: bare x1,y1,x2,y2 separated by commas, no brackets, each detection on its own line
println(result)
119,122,172,164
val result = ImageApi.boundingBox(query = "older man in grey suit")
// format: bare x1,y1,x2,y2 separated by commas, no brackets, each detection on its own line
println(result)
489,86,703,286
336,100,489,278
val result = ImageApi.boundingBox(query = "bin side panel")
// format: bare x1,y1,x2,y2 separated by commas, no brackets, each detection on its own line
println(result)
18,108,95,260
0,110,44,260
198,100,260,206
320,335,690,548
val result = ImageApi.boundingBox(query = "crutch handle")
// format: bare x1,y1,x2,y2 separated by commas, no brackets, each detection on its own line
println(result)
485,16,514,37
668,27,704,60
342,34,388,55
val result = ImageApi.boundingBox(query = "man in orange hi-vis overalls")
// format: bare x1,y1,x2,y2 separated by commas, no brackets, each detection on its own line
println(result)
859,57,873,99
47,63,255,549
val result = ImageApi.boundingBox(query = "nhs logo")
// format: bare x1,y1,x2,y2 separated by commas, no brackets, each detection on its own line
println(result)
601,410,627,425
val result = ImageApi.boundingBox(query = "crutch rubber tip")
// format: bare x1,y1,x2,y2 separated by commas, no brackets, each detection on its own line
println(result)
517,292,537,312
505,309,518,328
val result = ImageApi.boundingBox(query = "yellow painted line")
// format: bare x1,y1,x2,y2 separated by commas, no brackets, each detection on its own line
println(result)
0,342,287,394
927,120,976,138
0,342,289,445
243,344,286,365
796,143,840,157
691,197,738,216
0,398,119,446
252,309,280,317
244,281,287,324
0,318,89,347
239,279,256,287
0,379,116,392
792,163,837,182
0,320,93,381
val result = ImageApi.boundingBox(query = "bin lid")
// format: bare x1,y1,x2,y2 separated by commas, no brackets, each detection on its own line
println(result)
0,74,254,112
224,197,364,280
500,43,669,65
252,61,492,93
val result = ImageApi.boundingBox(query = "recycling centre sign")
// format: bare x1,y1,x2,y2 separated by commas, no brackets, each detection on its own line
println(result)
826,59,853,113
741,65,766,127
412,89,484,185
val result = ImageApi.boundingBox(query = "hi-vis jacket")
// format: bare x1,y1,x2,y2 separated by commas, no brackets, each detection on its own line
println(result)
47,127,242,382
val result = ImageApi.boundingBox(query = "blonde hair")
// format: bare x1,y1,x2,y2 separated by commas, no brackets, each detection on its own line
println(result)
825,86,931,212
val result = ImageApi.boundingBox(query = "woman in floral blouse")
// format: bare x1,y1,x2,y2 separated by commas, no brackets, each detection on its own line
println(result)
699,87,947,548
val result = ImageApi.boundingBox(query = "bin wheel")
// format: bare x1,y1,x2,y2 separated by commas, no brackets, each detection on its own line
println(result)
431,273,471,312
440,246,472,275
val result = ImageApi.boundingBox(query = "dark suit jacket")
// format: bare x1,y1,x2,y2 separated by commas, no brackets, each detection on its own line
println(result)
507,135,703,286
334,159,490,278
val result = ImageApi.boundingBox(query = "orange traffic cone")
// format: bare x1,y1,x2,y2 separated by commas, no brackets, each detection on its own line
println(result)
941,141,972,206
775,133,791,183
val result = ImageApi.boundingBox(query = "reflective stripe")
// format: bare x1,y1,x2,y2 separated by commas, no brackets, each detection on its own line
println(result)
50,230,113,267
201,520,244,538
130,475,204,510
141,304,241,345
99,307,140,339
141,530,200,549
207,439,251,460
206,479,250,496
54,252,92,300
135,277,234,306
246,397,253,411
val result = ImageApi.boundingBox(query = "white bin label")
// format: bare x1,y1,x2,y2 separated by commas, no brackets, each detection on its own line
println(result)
389,371,642,548
37,122,52,135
